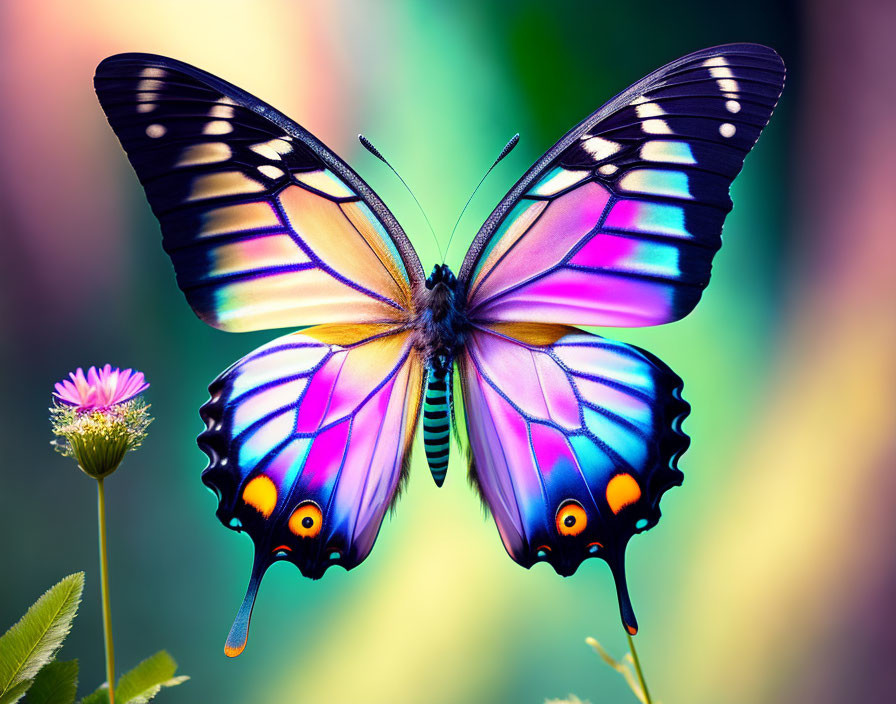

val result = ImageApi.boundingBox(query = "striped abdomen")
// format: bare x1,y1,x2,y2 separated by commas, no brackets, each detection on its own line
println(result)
423,360,452,487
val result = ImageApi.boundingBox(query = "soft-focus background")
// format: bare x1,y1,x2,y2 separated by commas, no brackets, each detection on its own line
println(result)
2,1,894,703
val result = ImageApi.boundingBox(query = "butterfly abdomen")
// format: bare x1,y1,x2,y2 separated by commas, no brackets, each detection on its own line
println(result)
423,358,452,487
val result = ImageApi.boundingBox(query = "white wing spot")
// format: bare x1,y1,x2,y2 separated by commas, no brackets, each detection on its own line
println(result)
137,79,164,91
642,119,673,134
702,57,740,93
257,165,285,179
204,120,233,135
137,103,156,113
717,79,739,92
635,102,666,118
719,123,736,138
725,100,741,113
630,95,650,105
250,139,293,161
146,124,166,138
140,68,166,78
268,139,293,154
598,164,619,176
250,144,281,161
581,136,620,160
209,105,235,119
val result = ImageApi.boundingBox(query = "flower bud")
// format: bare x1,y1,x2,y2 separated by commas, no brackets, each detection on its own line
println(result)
50,366,152,479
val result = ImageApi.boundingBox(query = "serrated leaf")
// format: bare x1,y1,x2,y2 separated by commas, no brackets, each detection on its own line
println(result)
0,681,32,704
25,660,78,704
77,684,107,704
114,652,187,704
0,574,84,701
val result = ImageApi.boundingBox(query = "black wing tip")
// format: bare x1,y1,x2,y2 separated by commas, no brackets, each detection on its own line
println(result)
96,52,191,76
698,42,784,60
699,42,786,77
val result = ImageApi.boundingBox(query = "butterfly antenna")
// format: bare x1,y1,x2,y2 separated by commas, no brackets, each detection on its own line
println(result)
359,134,443,260
443,133,520,262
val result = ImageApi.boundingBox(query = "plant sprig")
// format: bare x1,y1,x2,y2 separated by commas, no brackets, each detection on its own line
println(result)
0,574,187,704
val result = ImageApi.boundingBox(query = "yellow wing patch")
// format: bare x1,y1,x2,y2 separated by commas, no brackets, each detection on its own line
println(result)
606,473,642,514
242,475,278,517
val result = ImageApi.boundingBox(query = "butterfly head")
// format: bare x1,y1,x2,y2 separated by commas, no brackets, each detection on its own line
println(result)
417,264,467,361
425,264,457,291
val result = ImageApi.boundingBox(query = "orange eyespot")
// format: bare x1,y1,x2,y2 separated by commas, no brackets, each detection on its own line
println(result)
556,501,588,537
288,502,322,538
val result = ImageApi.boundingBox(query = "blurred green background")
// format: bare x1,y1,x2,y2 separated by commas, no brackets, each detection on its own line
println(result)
2,1,894,703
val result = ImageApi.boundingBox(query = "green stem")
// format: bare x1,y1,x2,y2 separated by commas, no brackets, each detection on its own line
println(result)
97,478,116,704
626,631,652,704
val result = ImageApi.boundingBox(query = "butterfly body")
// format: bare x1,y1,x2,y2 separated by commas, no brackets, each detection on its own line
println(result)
94,44,784,654
414,264,467,484
415,264,467,360
421,359,453,485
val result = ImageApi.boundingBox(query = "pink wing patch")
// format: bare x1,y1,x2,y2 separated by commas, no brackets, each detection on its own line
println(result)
466,181,692,327
199,324,422,655
461,44,785,328
468,182,611,307
460,323,689,632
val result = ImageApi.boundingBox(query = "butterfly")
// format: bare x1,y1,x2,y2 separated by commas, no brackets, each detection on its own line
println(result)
94,43,785,656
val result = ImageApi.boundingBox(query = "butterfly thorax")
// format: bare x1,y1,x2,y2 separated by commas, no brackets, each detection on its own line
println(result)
414,264,468,364
414,264,467,486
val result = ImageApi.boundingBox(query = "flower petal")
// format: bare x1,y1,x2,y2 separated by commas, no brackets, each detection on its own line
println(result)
53,364,149,411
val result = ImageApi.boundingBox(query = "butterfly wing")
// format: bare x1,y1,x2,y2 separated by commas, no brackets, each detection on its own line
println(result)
198,324,423,655
94,53,423,331
459,43,785,327
458,323,689,633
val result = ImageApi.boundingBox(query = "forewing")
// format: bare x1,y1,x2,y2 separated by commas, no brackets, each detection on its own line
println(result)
198,324,423,655
459,323,689,632
94,53,423,331
460,44,785,327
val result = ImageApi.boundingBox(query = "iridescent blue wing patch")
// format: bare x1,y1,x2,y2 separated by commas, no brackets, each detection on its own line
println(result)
458,322,689,633
199,324,423,655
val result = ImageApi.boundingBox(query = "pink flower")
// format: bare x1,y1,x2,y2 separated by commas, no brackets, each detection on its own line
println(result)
54,364,149,411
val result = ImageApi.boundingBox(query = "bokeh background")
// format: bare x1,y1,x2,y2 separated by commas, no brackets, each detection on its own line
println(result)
2,1,894,702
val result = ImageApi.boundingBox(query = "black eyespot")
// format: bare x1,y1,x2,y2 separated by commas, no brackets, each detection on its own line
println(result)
564,515,576,527
302,516,314,529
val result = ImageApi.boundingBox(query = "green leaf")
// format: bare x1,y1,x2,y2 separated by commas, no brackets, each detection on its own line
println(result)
76,685,107,704
0,574,84,703
24,661,78,704
585,637,648,704
0,681,33,704
114,652,187,704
